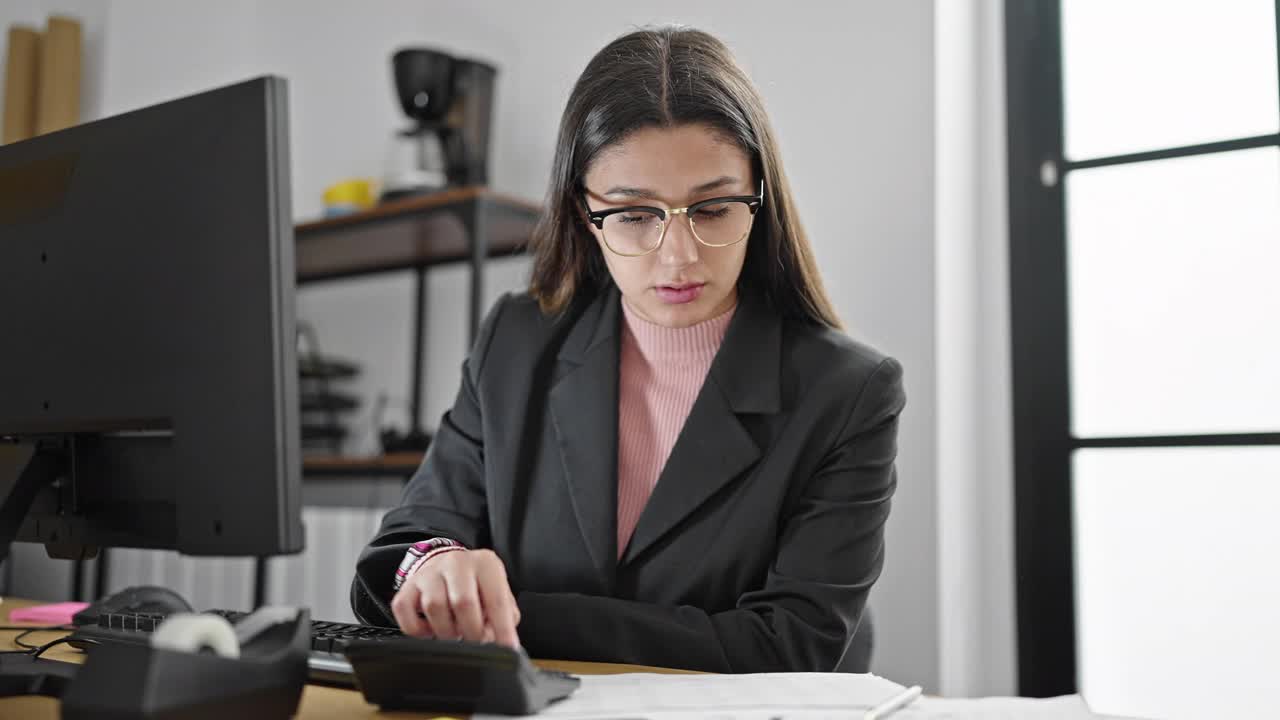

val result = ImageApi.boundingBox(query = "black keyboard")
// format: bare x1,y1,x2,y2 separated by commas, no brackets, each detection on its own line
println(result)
83,608,405,653
69,609,404,686
67,609,580,713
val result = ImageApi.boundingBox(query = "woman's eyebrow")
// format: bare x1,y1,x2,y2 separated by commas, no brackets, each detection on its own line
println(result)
603,185,658,200
603,176,742,200
689,175,740,194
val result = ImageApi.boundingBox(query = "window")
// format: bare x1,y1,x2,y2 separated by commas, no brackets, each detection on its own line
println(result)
1005,3,1280,716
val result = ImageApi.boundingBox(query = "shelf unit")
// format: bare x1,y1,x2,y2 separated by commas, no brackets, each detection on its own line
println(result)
295,186,540,479
301,452,425,478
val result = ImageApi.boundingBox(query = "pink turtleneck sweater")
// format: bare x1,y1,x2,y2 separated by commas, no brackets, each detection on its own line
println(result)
615,300,736,558
395,298,737,586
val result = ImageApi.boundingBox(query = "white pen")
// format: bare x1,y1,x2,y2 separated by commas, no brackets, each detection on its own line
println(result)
863,684,923,720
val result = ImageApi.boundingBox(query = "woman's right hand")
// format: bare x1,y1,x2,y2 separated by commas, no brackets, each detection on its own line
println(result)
390,548,521,648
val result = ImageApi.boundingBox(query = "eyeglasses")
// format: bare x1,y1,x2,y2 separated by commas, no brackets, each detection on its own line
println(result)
581,181,764,257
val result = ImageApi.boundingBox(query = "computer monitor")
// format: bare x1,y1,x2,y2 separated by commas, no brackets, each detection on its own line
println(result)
0,76,303,564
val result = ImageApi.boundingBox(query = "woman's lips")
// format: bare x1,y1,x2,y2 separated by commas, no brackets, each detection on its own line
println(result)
655,283,705,304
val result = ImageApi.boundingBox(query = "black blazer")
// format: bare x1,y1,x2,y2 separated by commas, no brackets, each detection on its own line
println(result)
352,284,905,673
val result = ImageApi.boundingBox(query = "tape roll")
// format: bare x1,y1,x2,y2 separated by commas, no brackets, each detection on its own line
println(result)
151,613,241,659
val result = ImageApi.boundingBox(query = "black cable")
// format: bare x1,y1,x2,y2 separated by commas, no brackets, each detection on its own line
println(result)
14,625,72,649
32,636,83,658
13,630,41,649
0,633,87,657
3,625,73,653
2,623,74,653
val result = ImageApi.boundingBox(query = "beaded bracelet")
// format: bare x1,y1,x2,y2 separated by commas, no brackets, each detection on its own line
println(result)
392,537,466,591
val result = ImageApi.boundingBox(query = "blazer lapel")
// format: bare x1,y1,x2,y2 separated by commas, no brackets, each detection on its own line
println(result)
548,286,623,590
619,290,782,566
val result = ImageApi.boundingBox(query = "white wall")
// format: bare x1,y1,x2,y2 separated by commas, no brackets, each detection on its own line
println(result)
0,0,1023,694
95,0,260,119
935,0,1018,697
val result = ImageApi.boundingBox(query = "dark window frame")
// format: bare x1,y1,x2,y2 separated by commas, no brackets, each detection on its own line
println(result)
1004,0,1280,697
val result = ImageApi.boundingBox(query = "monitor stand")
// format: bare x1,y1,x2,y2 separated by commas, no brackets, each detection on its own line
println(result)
0,440,89,700
0,439,71,567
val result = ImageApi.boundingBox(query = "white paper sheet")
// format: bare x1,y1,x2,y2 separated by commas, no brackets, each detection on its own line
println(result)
477,672,906,719
905,694,1148,720
475,673,1140,720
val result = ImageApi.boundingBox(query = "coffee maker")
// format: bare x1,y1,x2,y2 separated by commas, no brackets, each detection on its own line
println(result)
382,48,497,201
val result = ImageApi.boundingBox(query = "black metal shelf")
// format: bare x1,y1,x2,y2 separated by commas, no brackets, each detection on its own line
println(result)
294,186,540,479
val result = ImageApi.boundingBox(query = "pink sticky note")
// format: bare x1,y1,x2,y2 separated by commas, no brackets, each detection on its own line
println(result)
9,601,90,625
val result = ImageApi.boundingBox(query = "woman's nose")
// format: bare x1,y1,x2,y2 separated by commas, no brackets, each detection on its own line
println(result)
658,215,699,267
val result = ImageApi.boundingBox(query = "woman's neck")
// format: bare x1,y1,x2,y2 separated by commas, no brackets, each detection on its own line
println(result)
620,298,736,364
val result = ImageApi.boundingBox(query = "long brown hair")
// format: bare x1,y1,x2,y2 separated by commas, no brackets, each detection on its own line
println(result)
528,26,841,329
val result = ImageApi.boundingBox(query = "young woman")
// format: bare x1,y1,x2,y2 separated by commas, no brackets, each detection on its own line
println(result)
352,25,905,674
